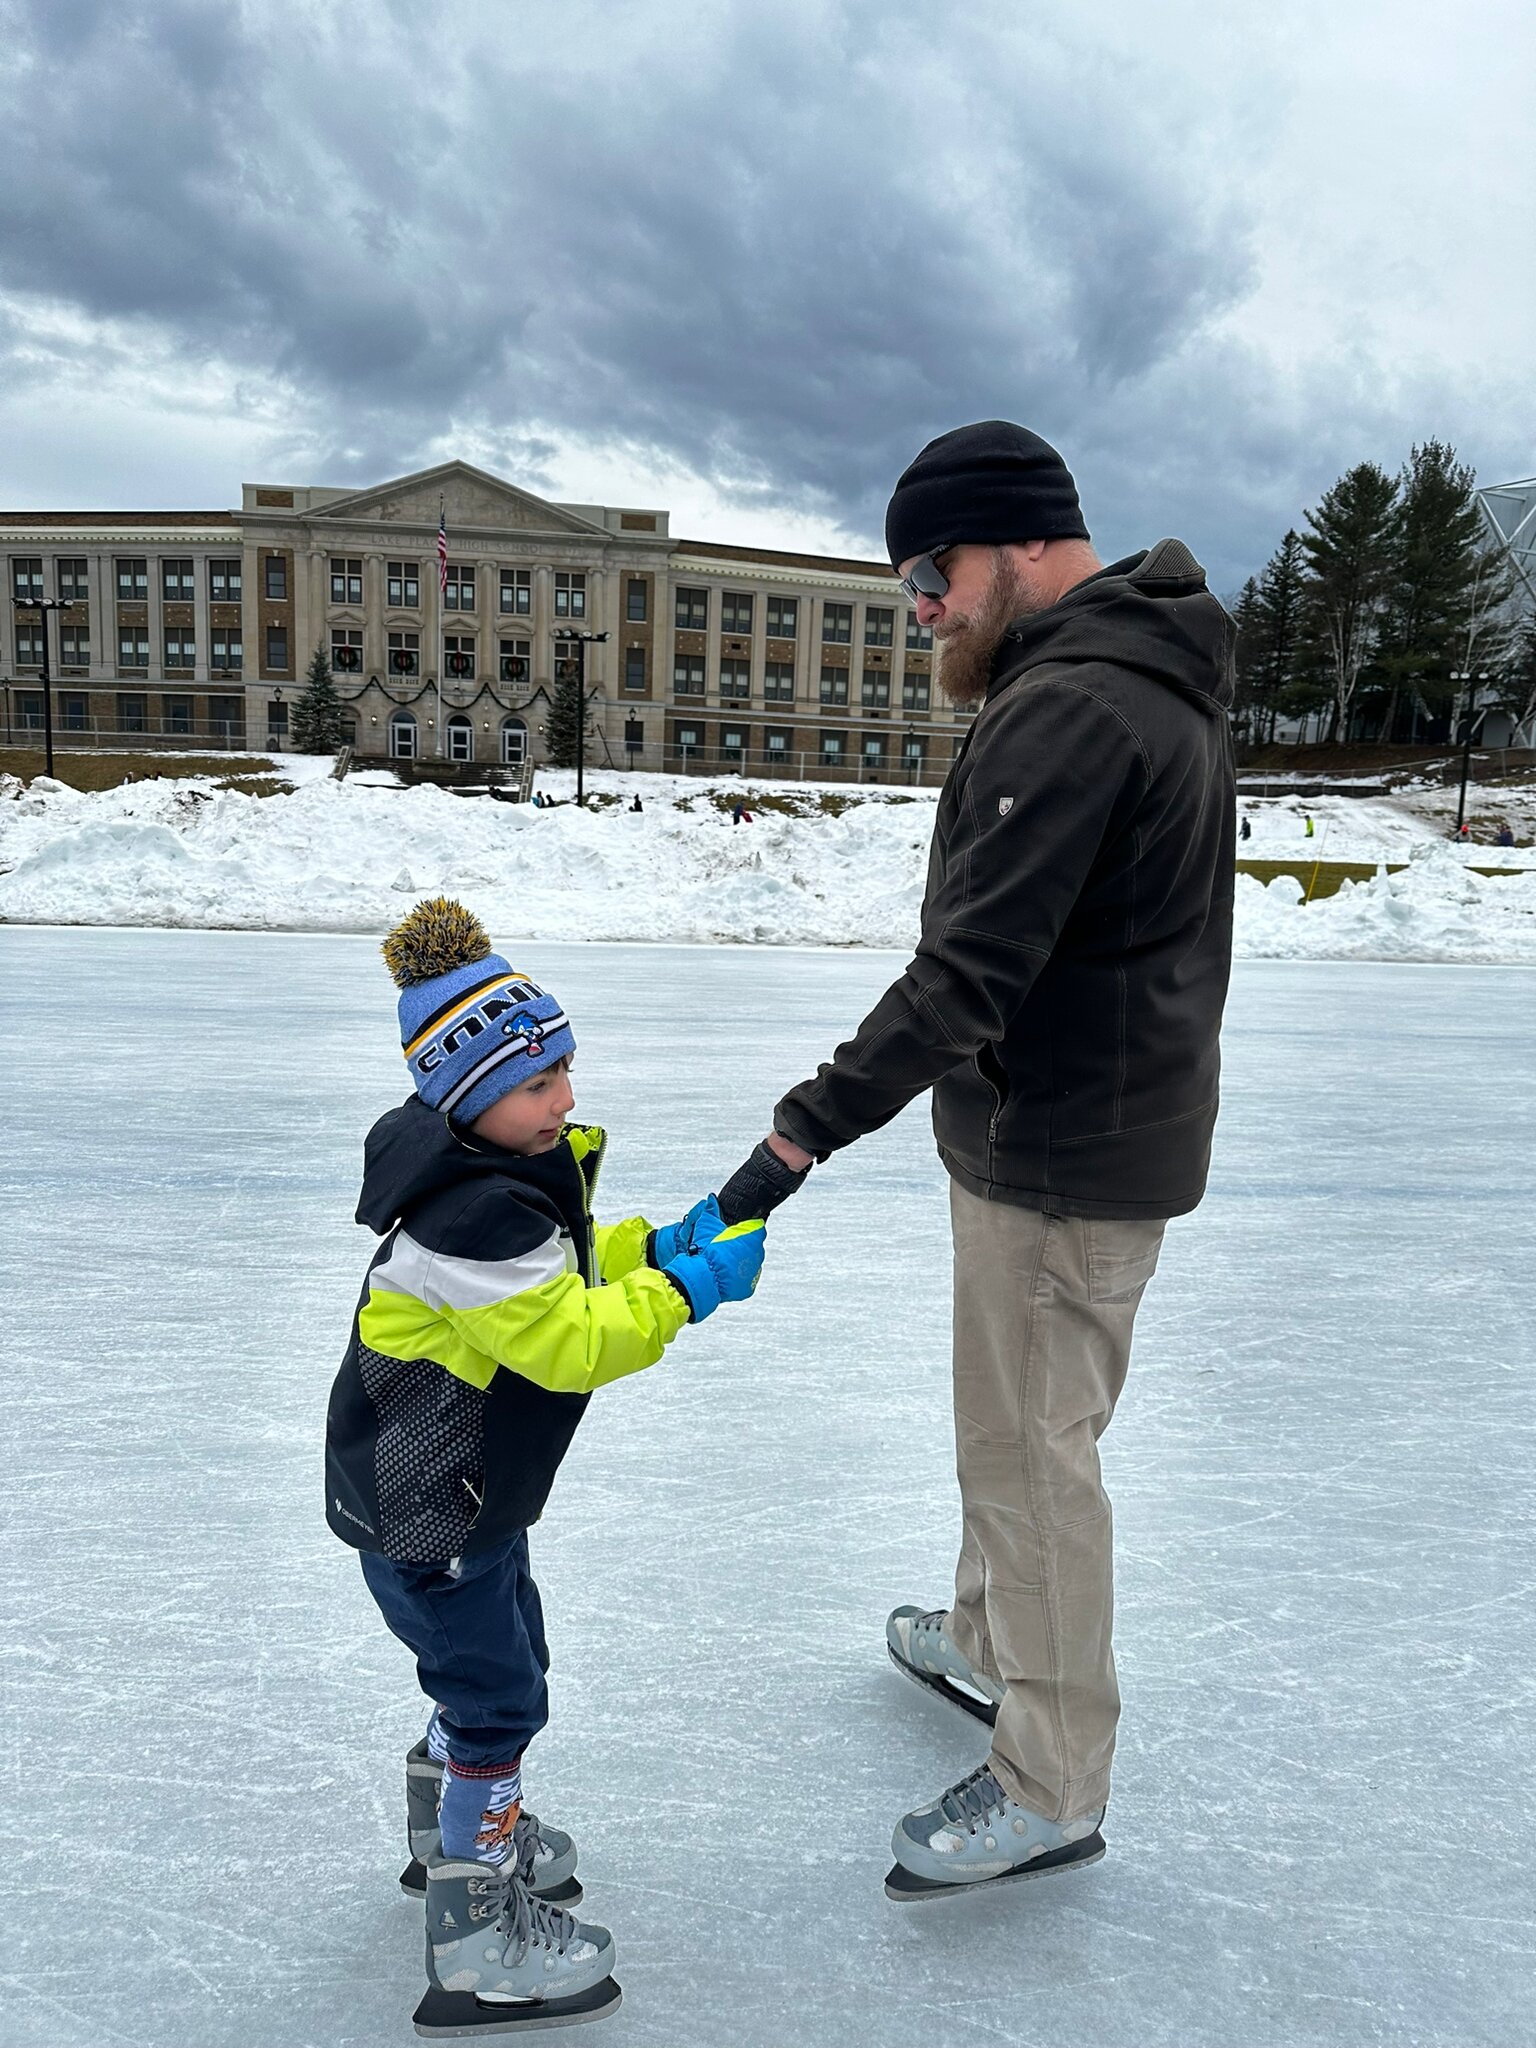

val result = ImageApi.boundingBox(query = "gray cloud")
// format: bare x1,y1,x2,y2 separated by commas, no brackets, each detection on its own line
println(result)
0,0,1525,587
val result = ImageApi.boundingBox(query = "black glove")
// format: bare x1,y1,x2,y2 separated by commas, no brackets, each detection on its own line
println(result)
717,1140,810,1225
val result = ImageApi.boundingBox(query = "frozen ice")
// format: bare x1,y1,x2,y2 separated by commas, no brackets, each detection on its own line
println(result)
3,930,1534,2047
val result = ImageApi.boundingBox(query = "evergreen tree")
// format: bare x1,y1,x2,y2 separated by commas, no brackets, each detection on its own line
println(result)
1377,441,1495,730
543,647,586,769
1239,530,1312,742
291,643,348,753
1299,462,1399,740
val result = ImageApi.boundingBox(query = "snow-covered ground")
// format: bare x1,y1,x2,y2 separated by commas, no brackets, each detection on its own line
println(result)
3,770,1536,962
5,931,1533,2048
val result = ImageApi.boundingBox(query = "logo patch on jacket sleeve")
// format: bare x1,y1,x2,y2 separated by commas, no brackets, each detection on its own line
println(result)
998,795,1014,815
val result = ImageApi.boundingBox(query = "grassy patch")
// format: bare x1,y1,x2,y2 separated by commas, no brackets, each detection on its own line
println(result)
0,749,286,794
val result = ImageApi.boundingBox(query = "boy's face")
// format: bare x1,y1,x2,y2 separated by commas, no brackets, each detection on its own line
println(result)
470,1055,575,1154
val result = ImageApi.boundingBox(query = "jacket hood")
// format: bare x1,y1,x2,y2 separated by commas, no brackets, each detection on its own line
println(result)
990,537,1235,714
355,1096,605,1234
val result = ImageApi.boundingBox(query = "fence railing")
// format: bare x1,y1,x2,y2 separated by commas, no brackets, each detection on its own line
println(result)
654,743,952,787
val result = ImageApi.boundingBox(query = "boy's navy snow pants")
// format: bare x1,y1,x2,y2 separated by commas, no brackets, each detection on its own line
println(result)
360,1530,548,1768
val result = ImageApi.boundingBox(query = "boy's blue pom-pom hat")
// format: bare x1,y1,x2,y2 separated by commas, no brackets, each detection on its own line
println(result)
382,899,575,1124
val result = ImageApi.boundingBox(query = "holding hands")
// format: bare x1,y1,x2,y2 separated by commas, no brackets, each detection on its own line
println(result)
652,1133,812,1324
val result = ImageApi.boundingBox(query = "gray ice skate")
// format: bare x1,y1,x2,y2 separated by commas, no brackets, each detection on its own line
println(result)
885,1606,1003,1727
401,1740,580,1903
885,1762,1105,1901
414,1854,619,2035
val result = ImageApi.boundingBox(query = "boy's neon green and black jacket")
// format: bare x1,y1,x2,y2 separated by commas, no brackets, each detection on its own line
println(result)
324,1096,689,1563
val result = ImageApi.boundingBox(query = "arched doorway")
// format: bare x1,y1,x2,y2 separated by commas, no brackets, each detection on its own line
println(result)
447,713,475,762
501,716,528,766
389,709,418,760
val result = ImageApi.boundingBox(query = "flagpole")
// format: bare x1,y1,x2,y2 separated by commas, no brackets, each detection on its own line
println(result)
437,497,447,761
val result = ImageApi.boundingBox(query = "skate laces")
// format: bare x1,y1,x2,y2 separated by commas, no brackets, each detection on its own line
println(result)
937,1763,1008,1831
500,1873,579,1960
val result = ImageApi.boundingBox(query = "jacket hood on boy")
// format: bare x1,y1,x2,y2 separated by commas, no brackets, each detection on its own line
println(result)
356,1094,555,1236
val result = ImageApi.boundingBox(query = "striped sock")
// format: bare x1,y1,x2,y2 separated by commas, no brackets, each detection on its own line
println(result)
439,1756,523,1866
425,1707,451,1765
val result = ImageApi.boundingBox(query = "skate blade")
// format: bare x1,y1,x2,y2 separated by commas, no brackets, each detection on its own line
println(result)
884,1832,1105,1903
413,1976,621,2035
400,1860,582,1908
886,1643,999,1729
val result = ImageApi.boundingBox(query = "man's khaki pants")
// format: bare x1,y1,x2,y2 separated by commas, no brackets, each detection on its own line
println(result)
945,1181,1165,1823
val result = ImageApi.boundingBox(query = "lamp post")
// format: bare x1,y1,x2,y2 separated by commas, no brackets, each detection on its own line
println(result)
11,595,75,778
1449,669,1491,836
552,627,609,806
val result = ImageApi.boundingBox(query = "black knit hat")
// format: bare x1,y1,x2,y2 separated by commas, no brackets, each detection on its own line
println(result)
884,420,1089,569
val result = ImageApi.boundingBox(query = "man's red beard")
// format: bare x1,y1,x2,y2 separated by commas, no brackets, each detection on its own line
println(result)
935,551,1042,707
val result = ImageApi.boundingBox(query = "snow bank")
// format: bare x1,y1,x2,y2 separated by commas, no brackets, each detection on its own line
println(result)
2,774,1534,962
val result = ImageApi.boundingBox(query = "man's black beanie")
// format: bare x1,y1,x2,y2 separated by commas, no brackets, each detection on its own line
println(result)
884,420,1089,569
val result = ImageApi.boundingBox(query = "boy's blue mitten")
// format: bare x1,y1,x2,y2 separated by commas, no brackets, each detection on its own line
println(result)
649,1193,724,1270
663,1220,766,1323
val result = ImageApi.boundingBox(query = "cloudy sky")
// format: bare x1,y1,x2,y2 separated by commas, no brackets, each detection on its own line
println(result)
0,0,1529,589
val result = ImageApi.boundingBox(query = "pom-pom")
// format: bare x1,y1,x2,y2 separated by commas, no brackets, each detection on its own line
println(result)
382,898,492,988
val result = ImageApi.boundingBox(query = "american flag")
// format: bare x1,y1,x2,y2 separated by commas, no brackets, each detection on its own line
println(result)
437,504,448,596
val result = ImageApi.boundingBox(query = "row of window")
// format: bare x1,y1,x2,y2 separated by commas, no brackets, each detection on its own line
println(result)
329,559,566,618
11,690,246,736
671,722,932,769
672,590,931,648
671,659,930,709
9,555,269,603
12,629,249,672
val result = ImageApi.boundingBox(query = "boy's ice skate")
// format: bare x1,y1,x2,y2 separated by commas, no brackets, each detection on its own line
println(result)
414,1853,619,2035
885,1605,1002,1727
402,1740,580,1904
884,1762,1105,1901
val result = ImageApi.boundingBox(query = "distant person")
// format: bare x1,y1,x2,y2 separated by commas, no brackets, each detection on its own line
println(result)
630,794,643,812
1304,814,1315,838
325,899,767,2025
732,802,754,825
1495,823,1515,847
715,420,1235,1901
1239,814,1252,841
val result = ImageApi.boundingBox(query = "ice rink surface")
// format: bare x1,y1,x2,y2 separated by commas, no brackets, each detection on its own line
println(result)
4,931,1534,2048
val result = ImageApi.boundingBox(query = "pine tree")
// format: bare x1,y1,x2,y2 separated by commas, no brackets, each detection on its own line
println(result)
543,648,586,769
291,643,348,753
1300,462,1399,740
1377,441,1495,731
1240,531,1312,743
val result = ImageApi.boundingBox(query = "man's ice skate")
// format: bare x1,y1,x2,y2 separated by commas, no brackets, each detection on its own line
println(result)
401,1741,580,1904
413,1853,619,2036
885,1762,1105,1901
885,1606,1003,1727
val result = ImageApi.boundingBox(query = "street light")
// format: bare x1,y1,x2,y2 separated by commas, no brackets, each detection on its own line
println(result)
1449,669,1492,836
10,594,75,778
552,627,609,806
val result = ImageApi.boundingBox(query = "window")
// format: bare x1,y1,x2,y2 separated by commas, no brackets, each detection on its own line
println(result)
267,699,289,744
60,625,89,669
56,558,88,600
901,674,930,711
266,625,290,671
447,714,475,762
117,629,150,671
499,568,531,615
674,656,705,696
264,555,288,601
116,557,148,600
674,586,708,630
553,571,585,619
164,629,196,670
864,605,894,647
387,630,419,676
389,710,418,760
16,690,43,728
500,638,530,684
11,557,44,602
443,563,476,611
387,561,419,608
624,647,647,692
117,692,148,734
14,627,42,668
763,661,794,703
819,663,848,706
675,723,703,757
720,725,747,764
719,658,750,701
161,558,195,601
903,733,926,767
861,669,890,709
500,716,528,766
821,732,845,761
765,726,791,757
625,578,648,622
209,558,242,601
906,614,933,650
162,695,193,736
60,693,89,732
332,629,364,674
624,716,644,755
863,735,886,769
722,592,754,634
210,631,242,674
444,634,476,680
330,557,364,605
766,595,799,637
822,601,851,644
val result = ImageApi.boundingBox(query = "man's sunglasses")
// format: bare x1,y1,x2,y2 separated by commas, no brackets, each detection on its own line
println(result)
896,545,957,605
